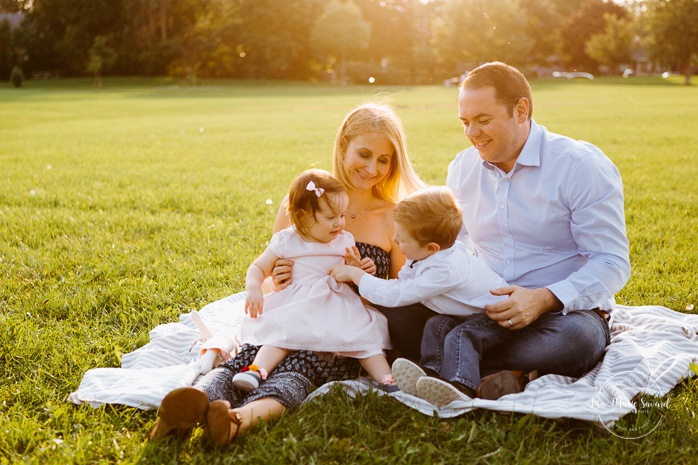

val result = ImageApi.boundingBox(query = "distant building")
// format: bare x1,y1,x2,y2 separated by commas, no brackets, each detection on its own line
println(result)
629,48,658,75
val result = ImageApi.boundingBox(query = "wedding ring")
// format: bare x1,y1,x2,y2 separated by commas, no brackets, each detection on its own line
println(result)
507,319,513,327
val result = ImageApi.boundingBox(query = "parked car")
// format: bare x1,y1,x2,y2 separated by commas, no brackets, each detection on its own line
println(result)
552,71,595,80
566,72,594,80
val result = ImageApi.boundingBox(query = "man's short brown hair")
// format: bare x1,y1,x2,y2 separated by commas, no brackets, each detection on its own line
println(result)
460,61,533,119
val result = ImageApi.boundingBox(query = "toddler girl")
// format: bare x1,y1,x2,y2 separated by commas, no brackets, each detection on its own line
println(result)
234,169,395,391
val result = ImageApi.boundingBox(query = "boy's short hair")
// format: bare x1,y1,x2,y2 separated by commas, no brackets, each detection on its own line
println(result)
393,186,462,249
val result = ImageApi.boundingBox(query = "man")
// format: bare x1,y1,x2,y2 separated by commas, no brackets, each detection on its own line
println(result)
384,62,630,400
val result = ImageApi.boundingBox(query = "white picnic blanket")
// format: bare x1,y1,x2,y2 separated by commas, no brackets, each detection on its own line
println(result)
68,293,698,428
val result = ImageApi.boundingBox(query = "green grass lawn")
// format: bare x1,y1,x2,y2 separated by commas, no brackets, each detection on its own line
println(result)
1,76,697,464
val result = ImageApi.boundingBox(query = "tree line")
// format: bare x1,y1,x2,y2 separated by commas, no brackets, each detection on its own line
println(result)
1,0,697,85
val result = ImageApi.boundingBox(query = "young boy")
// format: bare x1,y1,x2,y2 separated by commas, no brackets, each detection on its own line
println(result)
330,186,508,401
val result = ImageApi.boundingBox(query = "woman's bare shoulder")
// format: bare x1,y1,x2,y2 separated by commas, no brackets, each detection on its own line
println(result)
273,195,291,233
373,198,397,245
375,199,396,225
373,197,396,214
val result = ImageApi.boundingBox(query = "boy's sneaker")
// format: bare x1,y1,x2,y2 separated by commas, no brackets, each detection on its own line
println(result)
391,358,427,397
416,377,473,407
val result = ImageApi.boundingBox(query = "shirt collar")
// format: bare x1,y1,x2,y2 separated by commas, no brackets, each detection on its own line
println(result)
411,244,456,268
516,119,543,168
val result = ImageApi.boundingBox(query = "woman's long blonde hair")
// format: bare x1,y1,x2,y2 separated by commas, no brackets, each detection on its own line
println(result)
332,103,425,203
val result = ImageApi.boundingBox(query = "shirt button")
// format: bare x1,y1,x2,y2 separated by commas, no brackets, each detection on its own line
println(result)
506,260,511,265
499,204,505,209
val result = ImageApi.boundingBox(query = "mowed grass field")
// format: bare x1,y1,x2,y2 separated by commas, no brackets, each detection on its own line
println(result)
1,76,697,464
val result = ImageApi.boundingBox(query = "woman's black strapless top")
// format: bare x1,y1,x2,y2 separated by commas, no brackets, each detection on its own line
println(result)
355,242,391,279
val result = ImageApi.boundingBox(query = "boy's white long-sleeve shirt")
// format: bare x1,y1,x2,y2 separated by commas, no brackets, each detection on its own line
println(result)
358,241,508,316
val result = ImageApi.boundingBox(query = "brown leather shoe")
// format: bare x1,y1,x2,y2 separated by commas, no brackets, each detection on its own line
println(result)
205,400,243,447
149,387,210,440
477,370,537,400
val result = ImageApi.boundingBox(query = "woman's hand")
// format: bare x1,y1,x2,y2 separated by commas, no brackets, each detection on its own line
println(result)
359,257,377,276
271,258,294,291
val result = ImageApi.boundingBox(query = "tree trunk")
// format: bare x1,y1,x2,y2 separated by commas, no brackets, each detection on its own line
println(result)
145,0,156,47
681,59,691,85
159,0,168,41
340,50,346,85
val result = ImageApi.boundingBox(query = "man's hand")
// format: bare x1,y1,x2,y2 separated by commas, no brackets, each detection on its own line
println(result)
271,258,294,291
484,286,563,330
245,290,264,318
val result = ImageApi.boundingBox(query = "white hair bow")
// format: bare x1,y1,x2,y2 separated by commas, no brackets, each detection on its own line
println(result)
306,181,324,197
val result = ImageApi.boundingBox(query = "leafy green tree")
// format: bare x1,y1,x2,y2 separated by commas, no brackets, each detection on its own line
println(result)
15,0,695,84
518,0,564,68
432,0,531,75
547,0,588,18
1,18,16,78
559,0,629,73
643,0,698,85
118,0,172,74
0,0,31,12
233,0,322,80
18,0,123,75
117,0,209,76
354,0,420,81
311,0,371,83
13,0,326,79
585,12,635,74
163,0,224,83
180,0,243,79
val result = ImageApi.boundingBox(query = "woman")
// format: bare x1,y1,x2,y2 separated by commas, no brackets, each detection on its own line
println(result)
150,103,425,446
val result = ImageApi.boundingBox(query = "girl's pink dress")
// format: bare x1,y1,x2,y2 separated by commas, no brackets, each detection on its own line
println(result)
241,227,390,358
